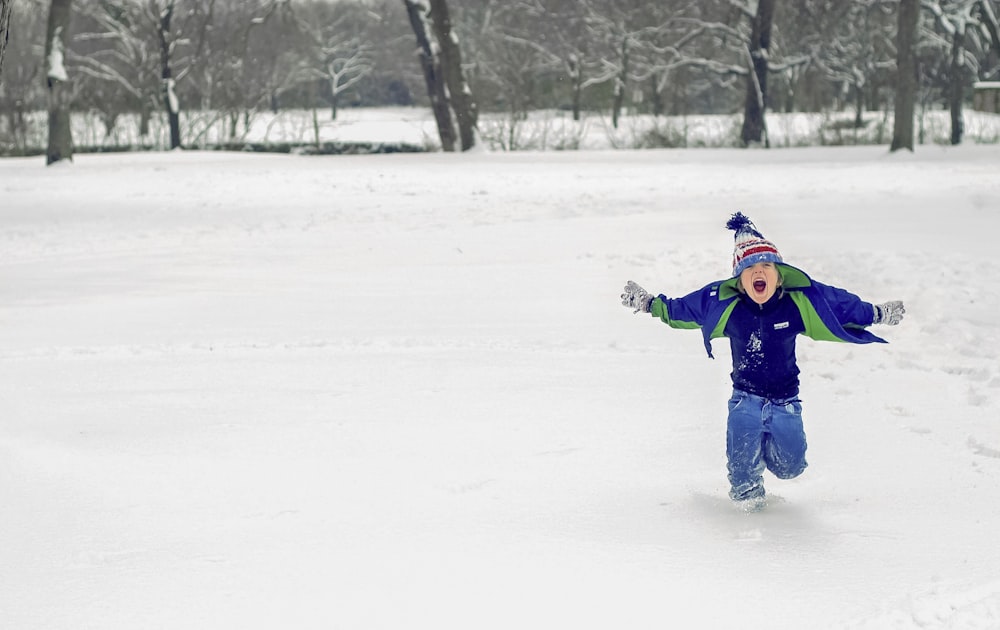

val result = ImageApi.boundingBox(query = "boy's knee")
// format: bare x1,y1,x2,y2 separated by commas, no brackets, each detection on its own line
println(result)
767,456,807,479
763,437,807,479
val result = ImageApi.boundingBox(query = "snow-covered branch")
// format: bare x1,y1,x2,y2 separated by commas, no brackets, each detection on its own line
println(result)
47,26,69,82
977,0,1000,51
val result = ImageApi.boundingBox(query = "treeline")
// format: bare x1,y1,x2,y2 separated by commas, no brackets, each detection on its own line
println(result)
1,0,998,157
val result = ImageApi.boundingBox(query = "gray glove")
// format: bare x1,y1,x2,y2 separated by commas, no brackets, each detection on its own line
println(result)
873,300,905,325
621,280,653,314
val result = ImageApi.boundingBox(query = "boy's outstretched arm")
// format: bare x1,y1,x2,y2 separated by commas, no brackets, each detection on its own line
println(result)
873,300,906,325
621,280,654,313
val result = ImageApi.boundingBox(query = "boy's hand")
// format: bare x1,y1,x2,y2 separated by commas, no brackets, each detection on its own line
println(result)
621,280,653,314
874,300,905,325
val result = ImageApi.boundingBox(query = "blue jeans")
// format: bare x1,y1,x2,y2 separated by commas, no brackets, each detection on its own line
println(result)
726,389,808,501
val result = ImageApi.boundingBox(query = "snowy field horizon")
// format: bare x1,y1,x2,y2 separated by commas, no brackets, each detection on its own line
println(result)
6,105,1000,154
2,136,1000,628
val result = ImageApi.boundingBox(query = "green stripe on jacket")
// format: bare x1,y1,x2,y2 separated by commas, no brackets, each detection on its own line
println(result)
650,297,700,329
788,290,843,342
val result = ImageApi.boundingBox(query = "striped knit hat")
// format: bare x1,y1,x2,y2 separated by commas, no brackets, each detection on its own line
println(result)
727,212,782,277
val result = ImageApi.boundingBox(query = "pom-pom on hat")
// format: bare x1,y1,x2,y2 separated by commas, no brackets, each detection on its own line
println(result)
727,212,782,277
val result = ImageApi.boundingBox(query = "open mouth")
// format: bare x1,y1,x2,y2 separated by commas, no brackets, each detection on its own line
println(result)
753,279,767,293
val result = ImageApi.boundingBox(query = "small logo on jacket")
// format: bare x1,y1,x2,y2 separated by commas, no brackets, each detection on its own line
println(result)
774,321,790,330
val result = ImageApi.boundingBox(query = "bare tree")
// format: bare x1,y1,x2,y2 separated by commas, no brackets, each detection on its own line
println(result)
0,0,44,153
488,0,708,123
361,0,418,107
45,0,73,164
479,0,603,123
403,0,455,150
536,0,594,121
428,0,477,149
151,0,182,148
922,0,1000,145
584,2,645,129
403,0,478,151
73,0,162,139
125,0,213,149
809,1,897,128
639,3,711,118
319,38,373,119
892,0,920,152
980,0,1000,51
290,1,376,121
203,0,295,139
931,2,974,144
464,0,566,145
0,0,12,82
574,0,676,128
605,1,807,146
738,0,775,146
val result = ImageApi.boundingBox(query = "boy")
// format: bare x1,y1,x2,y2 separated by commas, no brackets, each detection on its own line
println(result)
621,213,904,511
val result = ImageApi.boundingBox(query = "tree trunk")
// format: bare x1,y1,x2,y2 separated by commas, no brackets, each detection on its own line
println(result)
403,0,455,151
651,74,664,118
155,0,182,150
854,83,864,128
741,0,775,147
611,81,622,128
45,0,73,165
891,0,919,152
0,0,12,83
7,99,27,150
568,54,582,122
948,29,965,145
611,37,629,129
101,111,118,138
140,104,152,138
311,106,320,148
428,0,477,151
784,66,800,114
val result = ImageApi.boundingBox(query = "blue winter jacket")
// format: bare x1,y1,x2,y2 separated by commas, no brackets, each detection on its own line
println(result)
650,262,885,367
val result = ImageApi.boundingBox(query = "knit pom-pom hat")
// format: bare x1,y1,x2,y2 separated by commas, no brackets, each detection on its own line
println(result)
727,212,782,277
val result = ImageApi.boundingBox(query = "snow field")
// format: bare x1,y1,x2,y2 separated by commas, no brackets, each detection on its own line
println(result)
1,145,1000,628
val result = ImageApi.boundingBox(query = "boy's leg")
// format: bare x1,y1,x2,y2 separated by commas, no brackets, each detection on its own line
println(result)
726,391,766,501
762,399,808,480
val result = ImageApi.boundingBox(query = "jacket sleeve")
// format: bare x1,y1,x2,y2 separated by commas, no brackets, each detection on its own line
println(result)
811,281,876,329
649,283,718,330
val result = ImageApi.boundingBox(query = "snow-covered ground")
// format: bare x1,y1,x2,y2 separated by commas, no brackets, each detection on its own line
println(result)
2,141,1000,629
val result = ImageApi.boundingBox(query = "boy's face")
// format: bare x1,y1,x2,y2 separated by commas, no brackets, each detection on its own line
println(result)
740,262,780,305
